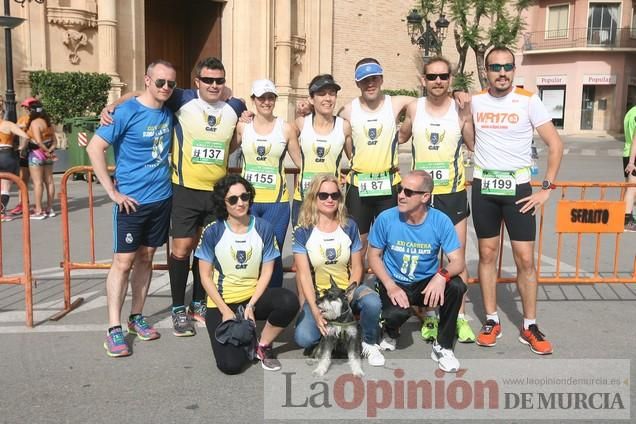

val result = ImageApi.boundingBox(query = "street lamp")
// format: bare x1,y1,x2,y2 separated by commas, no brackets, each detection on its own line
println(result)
406,6,450,59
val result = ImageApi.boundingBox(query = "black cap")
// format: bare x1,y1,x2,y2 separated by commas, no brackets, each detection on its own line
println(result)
309,75,342,95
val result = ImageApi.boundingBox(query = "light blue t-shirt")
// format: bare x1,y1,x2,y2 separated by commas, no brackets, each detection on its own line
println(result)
95,97,173,204
368,207,460,285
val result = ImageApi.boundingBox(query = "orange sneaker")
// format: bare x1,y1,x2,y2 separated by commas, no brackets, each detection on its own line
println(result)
476,319,502,347
519,324,553,355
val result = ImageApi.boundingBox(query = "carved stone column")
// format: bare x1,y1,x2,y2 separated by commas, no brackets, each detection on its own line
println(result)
97,0,122,101
274,0,292,120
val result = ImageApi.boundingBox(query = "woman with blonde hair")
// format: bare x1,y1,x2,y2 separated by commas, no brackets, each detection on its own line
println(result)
292,173,385,367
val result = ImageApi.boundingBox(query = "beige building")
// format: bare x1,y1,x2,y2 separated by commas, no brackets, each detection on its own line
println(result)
1,0,480,122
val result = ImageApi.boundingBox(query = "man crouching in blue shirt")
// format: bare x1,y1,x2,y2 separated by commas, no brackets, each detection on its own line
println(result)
87,60,175,358
368,170,467,372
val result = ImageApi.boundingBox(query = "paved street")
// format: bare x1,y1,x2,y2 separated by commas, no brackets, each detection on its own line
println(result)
0,134,634,423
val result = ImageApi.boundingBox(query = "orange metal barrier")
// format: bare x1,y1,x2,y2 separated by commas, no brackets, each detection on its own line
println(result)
55,167,635,322
0,172,34,327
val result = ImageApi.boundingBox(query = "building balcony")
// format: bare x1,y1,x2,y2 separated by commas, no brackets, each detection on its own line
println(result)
523,27,636,53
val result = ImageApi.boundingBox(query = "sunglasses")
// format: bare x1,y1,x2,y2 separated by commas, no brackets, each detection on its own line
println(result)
149,77,177,89
225,192,251,205
425,73,450,81
317,191,342,201
487,63,515,72
198,77,226,85
397,184,428,197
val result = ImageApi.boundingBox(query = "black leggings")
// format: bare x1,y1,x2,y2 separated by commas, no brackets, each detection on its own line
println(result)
205,287,299,375
379,276,466,349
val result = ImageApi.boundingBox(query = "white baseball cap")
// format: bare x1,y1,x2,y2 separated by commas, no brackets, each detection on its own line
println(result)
251,79,278,97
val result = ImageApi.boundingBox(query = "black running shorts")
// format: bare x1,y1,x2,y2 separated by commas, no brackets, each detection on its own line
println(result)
171,183,217,239
431,190,470,226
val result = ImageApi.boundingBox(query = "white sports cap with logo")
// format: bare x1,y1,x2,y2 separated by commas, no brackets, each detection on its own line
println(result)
251,79,278,97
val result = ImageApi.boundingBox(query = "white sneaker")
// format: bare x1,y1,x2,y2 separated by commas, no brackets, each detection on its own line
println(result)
379,336,397,351
47,208,56,218
431,341,460,373
361,341,385,367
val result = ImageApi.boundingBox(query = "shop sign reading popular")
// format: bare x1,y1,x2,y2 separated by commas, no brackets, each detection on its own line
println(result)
582,74,616,85
556,200,624,233
536,75,567,86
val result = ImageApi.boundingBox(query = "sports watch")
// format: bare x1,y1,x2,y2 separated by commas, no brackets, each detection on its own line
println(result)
541,180,556,190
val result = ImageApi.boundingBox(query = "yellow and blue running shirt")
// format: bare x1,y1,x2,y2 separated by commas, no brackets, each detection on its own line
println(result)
348,95,400,187
411,98,465,194
293,115,346,201
292,220,362,292
167,89,241,190
240,117,289,203
195,216,280,307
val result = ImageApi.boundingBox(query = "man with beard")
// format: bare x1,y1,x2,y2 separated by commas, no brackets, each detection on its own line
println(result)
470,47,563,355
398,56,476,344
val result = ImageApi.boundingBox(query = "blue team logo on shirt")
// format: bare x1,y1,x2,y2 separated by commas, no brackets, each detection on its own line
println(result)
364,122,383,145
254,141,272,161
231,246,253,269
321,245,341,265
426,128,445,151
205,112,222,132
312,141,330,163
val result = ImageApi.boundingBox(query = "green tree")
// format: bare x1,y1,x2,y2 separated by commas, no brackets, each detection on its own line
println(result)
413,0,533,89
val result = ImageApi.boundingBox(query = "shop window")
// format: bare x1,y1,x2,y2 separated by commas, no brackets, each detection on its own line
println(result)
546,4,569,39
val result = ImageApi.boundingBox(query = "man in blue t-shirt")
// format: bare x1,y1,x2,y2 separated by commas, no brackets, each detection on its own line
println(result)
368,170,467,373
87,60,175,358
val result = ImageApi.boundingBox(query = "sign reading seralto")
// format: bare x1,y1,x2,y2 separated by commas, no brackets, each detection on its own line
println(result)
556,200,624,233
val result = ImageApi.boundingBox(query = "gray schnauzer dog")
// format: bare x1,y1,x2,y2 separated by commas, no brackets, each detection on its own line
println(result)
310,278,363,377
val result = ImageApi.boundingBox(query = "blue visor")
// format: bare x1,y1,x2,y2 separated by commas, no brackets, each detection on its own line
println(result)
354,63,384,82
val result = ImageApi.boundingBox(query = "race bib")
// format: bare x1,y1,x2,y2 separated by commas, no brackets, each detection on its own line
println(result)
358,173,392,197
481,170,516,196
415,161,450,186
300,172,317,194
191,140,225,165
244,164,277,190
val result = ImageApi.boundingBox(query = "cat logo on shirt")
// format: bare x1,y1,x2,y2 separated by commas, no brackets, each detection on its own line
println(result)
425,128,445,151
320,244,342,265
205,111,222,132
313,141,331,163
231,246,253,269
254,140,272,161
364,121,383,145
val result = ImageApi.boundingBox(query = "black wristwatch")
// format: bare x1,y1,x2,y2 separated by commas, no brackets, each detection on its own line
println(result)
541,180,556,190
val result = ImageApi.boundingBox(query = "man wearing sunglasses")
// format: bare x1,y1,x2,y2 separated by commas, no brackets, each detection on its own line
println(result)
368,171,467,373
470,47,563,355
339,58,414,257
399,56,476,344
101,57,247,338
88,60,176,357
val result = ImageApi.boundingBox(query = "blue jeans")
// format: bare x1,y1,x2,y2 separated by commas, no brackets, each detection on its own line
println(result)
294,283,382,347
250,201,290,288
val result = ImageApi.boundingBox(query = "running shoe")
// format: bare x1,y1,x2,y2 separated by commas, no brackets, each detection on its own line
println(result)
46,208,56,218
625,220,636,232
361,341,386,366
519,324,553,355
256,343,282,371
476,319,502,347
420,316,439,342
456,318,476,343
171,308,195,337
104,327,131,358
431,341,460,373
29,211,47,220
7,204,22,216
188,301,207,325
1,213,14,222
127,315,160,341
379,336,397,352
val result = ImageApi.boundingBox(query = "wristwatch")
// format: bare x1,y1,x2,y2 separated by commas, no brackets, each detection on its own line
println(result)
437,268,451,283
541,180,556,190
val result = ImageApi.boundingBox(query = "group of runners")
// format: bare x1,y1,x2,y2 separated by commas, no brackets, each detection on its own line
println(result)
85,47,564,374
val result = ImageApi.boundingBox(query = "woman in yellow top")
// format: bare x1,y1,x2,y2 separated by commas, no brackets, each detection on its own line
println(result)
26,101,57,219
0,98,31,221
235,79,300,288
